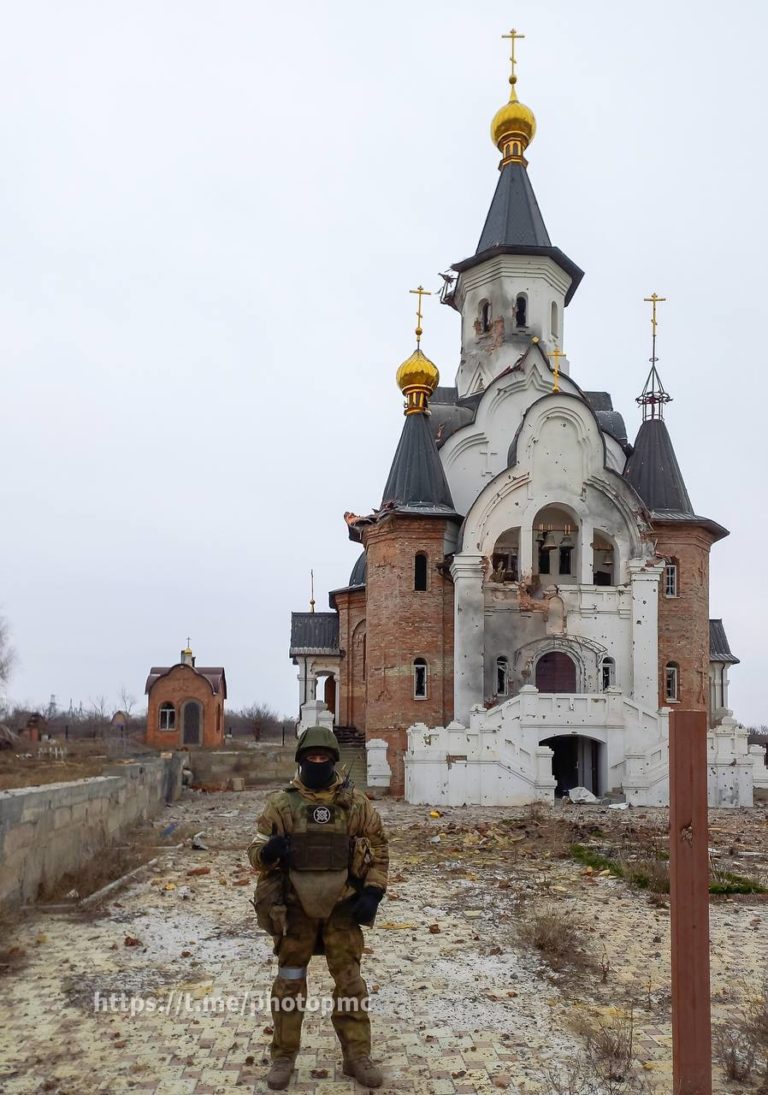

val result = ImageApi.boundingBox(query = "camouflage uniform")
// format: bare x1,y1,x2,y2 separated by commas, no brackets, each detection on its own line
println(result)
248,742,388,1065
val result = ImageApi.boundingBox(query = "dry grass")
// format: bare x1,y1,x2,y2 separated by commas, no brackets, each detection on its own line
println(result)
545,1008,649,1094
38,843,151,904
0,741,111,790
713,1024,756,1083
519,905,592,971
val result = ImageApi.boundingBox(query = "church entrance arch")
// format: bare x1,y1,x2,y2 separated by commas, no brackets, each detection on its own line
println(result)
535,651,577,693
542,735,601,797
182,700,202,746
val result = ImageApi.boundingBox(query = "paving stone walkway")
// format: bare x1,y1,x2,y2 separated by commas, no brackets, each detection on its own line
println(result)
1,788,767,1093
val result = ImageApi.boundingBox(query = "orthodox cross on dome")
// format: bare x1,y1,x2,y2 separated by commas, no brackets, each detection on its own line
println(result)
638,292,672,420
548,345,566,393
502,28,525,87
409,285,432,349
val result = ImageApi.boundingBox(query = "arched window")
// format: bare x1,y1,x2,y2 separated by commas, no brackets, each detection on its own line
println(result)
664,560,679,597
159,702,175,731
665,662,680,702
601,657,616,690
480,300,491,333
413,658,428,699
551,301,559,338
414,552,428,591
496,656,509,696
515,294,527,328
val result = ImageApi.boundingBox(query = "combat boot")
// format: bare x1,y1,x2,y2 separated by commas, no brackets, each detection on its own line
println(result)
266,1055,295,1090
343,1054,383,1088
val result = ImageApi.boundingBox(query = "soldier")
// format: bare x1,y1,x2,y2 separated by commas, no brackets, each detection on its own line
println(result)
248,725,389,1091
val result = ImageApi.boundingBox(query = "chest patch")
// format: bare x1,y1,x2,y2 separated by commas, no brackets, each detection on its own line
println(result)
311,805,333,825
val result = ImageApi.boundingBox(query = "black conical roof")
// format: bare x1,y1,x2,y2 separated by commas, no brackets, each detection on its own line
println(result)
477,161,551,252
624,418,693,514
452,162,584,303
381,412,457,515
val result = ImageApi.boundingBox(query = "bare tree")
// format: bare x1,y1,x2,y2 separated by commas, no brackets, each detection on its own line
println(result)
0,615,15,685
118,687,137,718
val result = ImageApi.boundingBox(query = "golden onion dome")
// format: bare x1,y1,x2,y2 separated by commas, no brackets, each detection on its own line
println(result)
491,78,536,163
396,347,439,415
396,348,440,395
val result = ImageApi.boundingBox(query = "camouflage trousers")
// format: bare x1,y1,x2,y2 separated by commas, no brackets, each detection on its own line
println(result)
269,895,370,1061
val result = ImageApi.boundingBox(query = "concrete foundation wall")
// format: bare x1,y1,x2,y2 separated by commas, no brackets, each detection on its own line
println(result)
0,753,184,912
188,745,296,788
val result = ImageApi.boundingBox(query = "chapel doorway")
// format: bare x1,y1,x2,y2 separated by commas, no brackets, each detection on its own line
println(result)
182,700,202,746
541,735,601,797
535,651,577,693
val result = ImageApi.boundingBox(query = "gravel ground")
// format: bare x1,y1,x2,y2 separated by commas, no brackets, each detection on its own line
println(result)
1,787,768,1094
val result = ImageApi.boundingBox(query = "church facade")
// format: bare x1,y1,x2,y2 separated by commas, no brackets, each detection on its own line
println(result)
290,38,760,807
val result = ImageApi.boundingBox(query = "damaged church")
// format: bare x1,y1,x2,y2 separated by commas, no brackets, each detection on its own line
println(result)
289,33,762,808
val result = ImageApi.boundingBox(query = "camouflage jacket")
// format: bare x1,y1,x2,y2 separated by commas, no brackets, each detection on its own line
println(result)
247,772,389,898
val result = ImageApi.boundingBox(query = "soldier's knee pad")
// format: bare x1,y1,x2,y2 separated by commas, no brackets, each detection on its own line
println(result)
273,966,308,998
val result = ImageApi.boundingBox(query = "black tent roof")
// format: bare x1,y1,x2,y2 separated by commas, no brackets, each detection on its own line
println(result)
624,418,693,514
380,411,458,517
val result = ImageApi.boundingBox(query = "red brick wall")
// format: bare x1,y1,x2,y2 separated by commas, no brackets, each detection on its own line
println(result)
362,515,455,796
146,665,224,750
654,524,716,713
333,587,366,732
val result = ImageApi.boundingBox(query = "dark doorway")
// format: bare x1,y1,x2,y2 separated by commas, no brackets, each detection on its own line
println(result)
323,675,336,717
182,701,202,746
542,735,600,797
535,651,577,693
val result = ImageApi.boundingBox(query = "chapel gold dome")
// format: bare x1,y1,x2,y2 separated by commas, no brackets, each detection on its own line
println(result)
396,348,440,394
491,81,537,153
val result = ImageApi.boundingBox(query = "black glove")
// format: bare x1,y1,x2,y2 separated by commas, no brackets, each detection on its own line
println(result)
260,834,290,867
350,886,383,925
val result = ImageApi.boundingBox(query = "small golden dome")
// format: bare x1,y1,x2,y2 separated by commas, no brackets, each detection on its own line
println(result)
396,348,440,395
491,80,536,163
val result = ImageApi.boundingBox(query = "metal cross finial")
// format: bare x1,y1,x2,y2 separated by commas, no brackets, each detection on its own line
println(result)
409,285,432,348
501,28,526,85
185,636,191,649
644,292,666,365
549,345,565,393
310,569,316,614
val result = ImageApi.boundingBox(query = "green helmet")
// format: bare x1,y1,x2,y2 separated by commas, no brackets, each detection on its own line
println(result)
295,724,340,763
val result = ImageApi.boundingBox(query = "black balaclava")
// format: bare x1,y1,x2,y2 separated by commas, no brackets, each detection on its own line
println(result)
298,750,336,789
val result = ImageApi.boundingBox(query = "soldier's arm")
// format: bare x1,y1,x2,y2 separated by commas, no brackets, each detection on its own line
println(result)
360,797,389,892
247,799,286,872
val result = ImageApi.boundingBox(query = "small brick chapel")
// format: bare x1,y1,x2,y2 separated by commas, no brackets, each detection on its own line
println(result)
145,645,226,750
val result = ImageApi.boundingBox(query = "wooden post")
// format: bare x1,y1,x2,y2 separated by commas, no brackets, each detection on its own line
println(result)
669,709,712,1094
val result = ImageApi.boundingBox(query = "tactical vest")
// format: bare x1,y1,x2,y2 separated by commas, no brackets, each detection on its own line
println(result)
286,793,352,918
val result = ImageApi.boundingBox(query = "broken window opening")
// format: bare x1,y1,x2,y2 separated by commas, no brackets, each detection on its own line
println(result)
665,662,680,702
538,547,551,575
496,656,509,696
414,552,428,592
664,562,678,598
515,294,527,328
480,300,491,333
601,657,616,690
413,658,428,700
159,703,175,731
551,301,559,339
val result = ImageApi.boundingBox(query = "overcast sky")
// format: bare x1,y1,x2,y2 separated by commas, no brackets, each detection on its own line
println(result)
0,1,765,726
